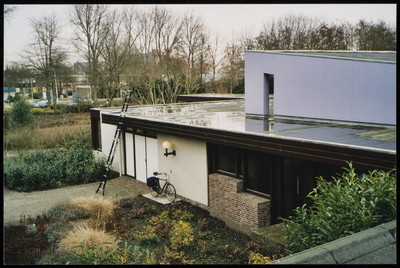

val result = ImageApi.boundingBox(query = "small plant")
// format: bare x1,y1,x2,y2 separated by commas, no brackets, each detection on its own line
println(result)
45,221,74,246
198,218,209,231
248,252,272,264
133,210,172,246
162,247,195,265
58,221,116,255
130,207,145,218
67,239,158,265
172,208,193,221
70,195,114,221
170,220,194,250
46,203,90,223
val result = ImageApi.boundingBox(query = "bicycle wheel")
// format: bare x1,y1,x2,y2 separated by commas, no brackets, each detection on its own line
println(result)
151,188,159,197
166,184,176,202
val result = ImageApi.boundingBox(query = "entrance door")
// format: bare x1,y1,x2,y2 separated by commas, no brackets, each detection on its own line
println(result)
264,73,274,116
125,133,135,177
134,135,158,183
283,158,311,219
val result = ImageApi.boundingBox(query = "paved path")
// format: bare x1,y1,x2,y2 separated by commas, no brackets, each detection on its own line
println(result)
3,177,150,226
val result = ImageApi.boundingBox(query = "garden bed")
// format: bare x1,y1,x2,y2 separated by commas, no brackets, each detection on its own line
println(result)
4,195,282,265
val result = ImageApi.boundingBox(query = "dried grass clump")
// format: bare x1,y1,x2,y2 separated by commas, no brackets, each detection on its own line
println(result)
58,221,116,254
70,195,114,220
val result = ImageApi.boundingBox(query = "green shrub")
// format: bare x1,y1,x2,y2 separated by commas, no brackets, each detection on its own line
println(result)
44,221,74,247
58,103,96,114
281,162,396,253
3,108,12,116
4,150,66,191
10,98,34,127
4,137,106,192
31,108,57,115
3,159,25,189
8,94,22,103
46,204,90,223
68,239,154,265
64,136,106,185
33,92,42,99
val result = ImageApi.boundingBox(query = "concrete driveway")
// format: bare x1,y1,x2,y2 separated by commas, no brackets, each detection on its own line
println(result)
3,177,151,226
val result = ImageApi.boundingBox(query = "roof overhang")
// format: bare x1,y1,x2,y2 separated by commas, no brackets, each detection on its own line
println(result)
93,109,396,172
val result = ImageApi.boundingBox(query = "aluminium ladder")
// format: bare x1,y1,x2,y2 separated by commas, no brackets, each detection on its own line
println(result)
96,89,134,195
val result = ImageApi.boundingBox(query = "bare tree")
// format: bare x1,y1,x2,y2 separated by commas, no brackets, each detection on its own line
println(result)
23,14,67,113
127,6,185,105
256,21,281,50
70,4,109,102
180,11,208,94
255,15,354,51
221,34,245,94
3,62,30,89
355,20,396,51
98,9,130,106
4,5,17,21
152,6,183,61
208,33,224,92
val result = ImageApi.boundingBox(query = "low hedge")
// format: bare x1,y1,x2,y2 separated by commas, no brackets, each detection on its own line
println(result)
4,138,107,192
56,103,97,114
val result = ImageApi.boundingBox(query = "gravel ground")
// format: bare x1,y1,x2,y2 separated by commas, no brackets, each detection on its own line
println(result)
3,176,151,226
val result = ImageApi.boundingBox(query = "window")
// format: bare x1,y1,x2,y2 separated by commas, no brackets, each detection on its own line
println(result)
91,117,102,150
216,145,239,176
211,144,270,197
97,119,102,150
246,150,271,197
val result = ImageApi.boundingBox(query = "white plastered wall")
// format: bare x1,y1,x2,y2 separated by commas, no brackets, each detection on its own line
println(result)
100,113,122,175
157,134,208,206
245,51,396,125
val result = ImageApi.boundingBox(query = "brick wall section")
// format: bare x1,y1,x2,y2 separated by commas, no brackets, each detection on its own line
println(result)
178,195,210,211
208,173,270,235
250,224,291,257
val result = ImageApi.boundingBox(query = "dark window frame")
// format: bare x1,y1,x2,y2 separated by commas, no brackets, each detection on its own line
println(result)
211,143,271,198
243,150,271,199
215,144,242,178
91,117,102,151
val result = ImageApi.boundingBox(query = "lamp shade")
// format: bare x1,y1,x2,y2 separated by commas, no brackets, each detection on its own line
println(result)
162,141,171,149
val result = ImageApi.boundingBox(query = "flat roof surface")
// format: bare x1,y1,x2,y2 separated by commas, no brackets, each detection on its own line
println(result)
247,50,396,63
177,93,244,99
98,100,396,152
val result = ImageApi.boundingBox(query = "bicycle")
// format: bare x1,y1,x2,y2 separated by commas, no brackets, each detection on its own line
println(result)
146,170,176,202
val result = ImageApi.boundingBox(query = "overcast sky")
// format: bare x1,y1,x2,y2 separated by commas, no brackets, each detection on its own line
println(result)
3,3,396,67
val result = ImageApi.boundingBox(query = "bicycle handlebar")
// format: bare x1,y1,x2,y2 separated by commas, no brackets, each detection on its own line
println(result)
153,170,172,176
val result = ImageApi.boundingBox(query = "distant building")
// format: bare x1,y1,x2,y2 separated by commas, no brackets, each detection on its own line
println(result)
3,87,16,101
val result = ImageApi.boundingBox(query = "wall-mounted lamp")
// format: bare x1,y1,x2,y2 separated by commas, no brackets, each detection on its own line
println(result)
162,141,176,157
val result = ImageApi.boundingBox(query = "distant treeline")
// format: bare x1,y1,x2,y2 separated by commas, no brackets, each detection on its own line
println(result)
5,6,396,107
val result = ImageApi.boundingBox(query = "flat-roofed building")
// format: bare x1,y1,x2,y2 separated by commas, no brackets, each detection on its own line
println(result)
90,51,396,234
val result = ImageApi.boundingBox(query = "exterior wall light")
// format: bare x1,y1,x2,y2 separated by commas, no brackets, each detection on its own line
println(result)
162,141,176,157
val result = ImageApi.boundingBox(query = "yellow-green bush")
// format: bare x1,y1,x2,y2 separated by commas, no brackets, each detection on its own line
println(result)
248,252,271,264
172,208,193,221
170,220,194,250
162,247,194,265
